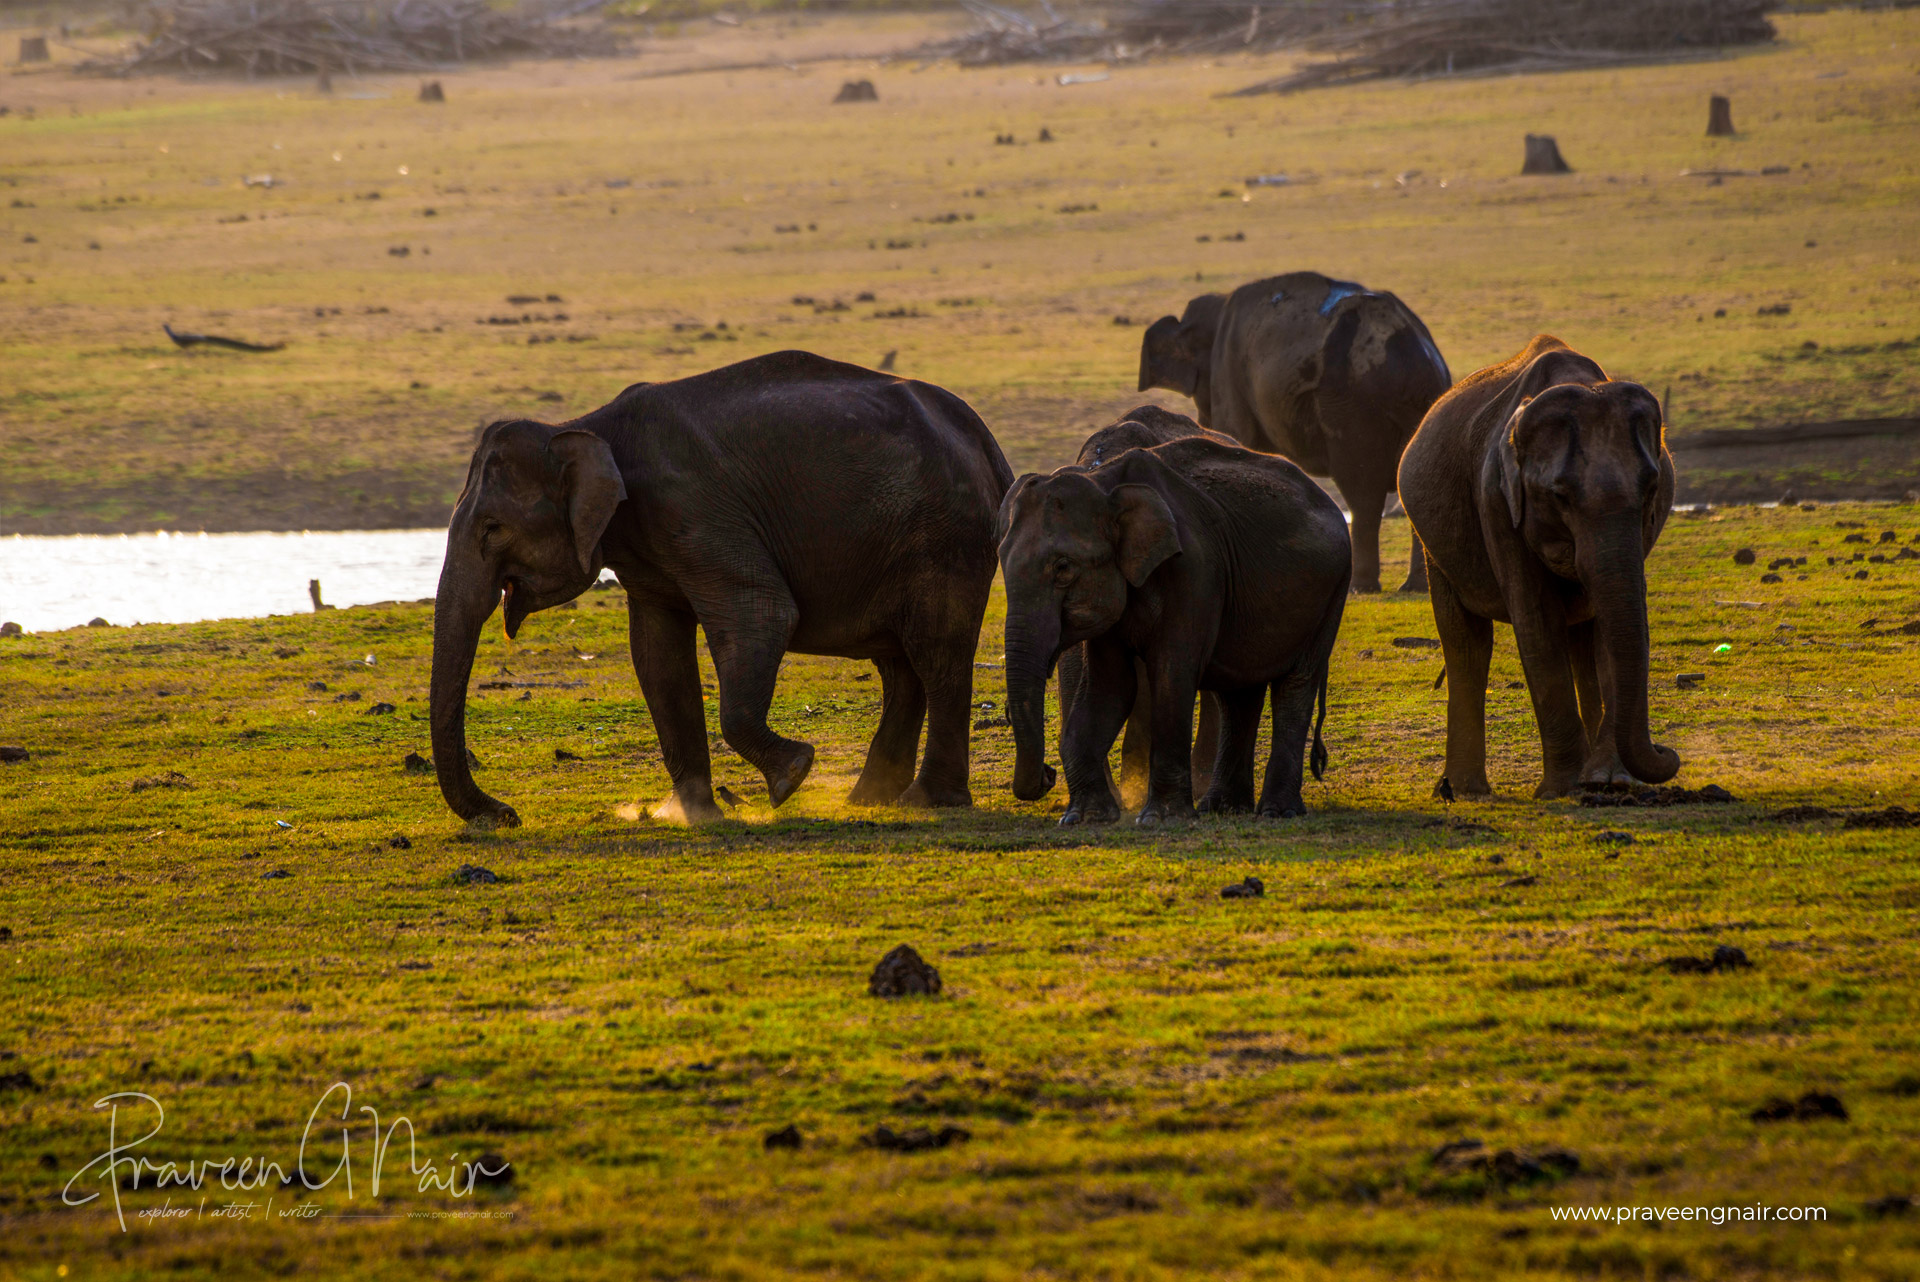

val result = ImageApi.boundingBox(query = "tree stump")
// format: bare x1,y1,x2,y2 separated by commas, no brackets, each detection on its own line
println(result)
1521,133,1572,175
1707,95,1735,137
18,36,50,63
418,80,445,103
833,79,878,103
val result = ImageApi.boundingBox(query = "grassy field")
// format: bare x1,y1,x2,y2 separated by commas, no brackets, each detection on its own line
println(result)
1,9,1918,532
7,502,1920,1278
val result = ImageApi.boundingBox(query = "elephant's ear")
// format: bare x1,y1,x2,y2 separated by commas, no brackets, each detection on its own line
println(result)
1138,316,1181,393
549,429,627,578
995,474,1041,549
1109,483,1181,587
1497,399,1530,530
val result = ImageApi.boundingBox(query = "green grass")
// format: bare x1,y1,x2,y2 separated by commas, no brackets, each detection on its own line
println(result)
1,8,1918,530
6,505,1920,1277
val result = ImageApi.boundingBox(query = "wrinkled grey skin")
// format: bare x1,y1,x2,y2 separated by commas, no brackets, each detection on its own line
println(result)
1139,272,1452,594
1398,335,1679,800
998,437,1350,826
430,351,1012,827
1055,406,1236,809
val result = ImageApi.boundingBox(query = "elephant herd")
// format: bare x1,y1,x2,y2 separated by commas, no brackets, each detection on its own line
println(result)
430,273,1680,829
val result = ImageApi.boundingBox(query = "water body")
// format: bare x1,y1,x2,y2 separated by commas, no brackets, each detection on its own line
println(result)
0,529,454,633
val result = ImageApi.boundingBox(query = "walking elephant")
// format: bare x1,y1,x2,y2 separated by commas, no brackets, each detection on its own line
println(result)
1396,335,1679,800
429,351,1013,826
1138,272,1452,594
998,436,1350,825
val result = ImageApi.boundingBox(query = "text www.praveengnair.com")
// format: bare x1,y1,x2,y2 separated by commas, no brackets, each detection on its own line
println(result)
1552,1204,1827,1226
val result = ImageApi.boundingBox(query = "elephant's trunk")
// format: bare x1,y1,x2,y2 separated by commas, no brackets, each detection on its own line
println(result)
429,553,520,825
1003,603,1060,801
1585,526,1680,785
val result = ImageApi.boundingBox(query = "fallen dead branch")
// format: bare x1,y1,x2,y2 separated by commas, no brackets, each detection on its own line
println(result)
163,323,285,353
84,0,622,77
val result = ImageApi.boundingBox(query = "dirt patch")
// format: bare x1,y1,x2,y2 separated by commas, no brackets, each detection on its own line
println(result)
1579,783,1735,808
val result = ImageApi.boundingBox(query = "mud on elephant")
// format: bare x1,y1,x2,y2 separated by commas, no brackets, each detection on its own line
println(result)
1397,335,1679,800
429,350,1013,826
998,435,1351,826
1139,272,1451,594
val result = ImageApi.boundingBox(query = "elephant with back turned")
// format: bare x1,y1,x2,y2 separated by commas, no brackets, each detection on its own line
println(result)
1397,335,1679,800
1138,271,1452,594
429,350,1013,827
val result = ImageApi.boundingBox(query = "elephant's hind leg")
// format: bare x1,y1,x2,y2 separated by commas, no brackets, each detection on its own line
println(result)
1258,666,1320,818
704,601,814,808
1198,686,1261,815
849,656,924,805
1398,518,1431,594
1333,474,1389,595
897,640,976,808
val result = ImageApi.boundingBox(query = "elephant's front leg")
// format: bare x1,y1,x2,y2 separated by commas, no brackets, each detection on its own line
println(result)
703,601,815,807
627,598,723,823
1059,638,1133,826
1509,594,1588,799
1428,562,1493,797
1570,620,1632,786
1333,472,1389,595
1139,656,1201,826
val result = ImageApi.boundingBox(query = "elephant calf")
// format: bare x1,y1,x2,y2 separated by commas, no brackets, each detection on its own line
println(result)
1398,335,1680,800
998,437,1351,825
429,350,1013,826
1138,272,1451,594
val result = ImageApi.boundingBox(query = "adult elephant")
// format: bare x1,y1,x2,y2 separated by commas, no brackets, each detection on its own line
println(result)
1397,335,1679,800
1138,272,1451,594
998,437,1350,825
429,350,1013,827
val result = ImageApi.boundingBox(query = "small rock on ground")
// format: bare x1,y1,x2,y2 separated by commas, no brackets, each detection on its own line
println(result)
865,1124,969,1153
364,702,397,715
1751,1091,1848,1122
1595,830,1634,845
1662,944,1751,974
388,835,411,850
869,944,941,997
1220,876,1265,899
455,864,499,885
1580,783,1734,807
763,1124,803,1151
403,752,433,775
261,869,292,880
469,1153,513,1189
0,746,29,764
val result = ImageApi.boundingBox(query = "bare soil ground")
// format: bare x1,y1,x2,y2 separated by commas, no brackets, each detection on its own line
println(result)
1,8,1917,533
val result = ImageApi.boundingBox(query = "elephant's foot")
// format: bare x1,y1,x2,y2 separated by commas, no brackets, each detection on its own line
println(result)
652,790,726,825
1012,762,1057,802
1532,773,1580,801
1060,793,1121,826
762,742,816,808
1579,750,1634,788
1396,569,1430,594
1350,578,1383,596
1136,798,1197,827
1197,789,1256,816
1257,798,1308,819
464,800,522,830
1436,771,1492,799
897,779,972,809
848,768,914,806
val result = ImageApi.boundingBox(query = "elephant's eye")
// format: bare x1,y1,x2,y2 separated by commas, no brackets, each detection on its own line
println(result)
480,519,507,552
1052,559,1077,585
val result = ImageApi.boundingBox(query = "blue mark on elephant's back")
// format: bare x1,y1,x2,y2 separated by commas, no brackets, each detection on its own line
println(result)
1319,280,1370,316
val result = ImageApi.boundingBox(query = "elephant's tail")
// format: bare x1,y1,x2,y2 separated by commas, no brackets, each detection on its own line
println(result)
1309,659,1330,782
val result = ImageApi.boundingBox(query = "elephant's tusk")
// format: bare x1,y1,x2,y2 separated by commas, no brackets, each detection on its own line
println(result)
501,580,514,646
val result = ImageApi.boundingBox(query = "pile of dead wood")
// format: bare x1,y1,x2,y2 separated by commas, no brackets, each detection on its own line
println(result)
921,0,1775,87
1227,0,1776,96
85,0,621,77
